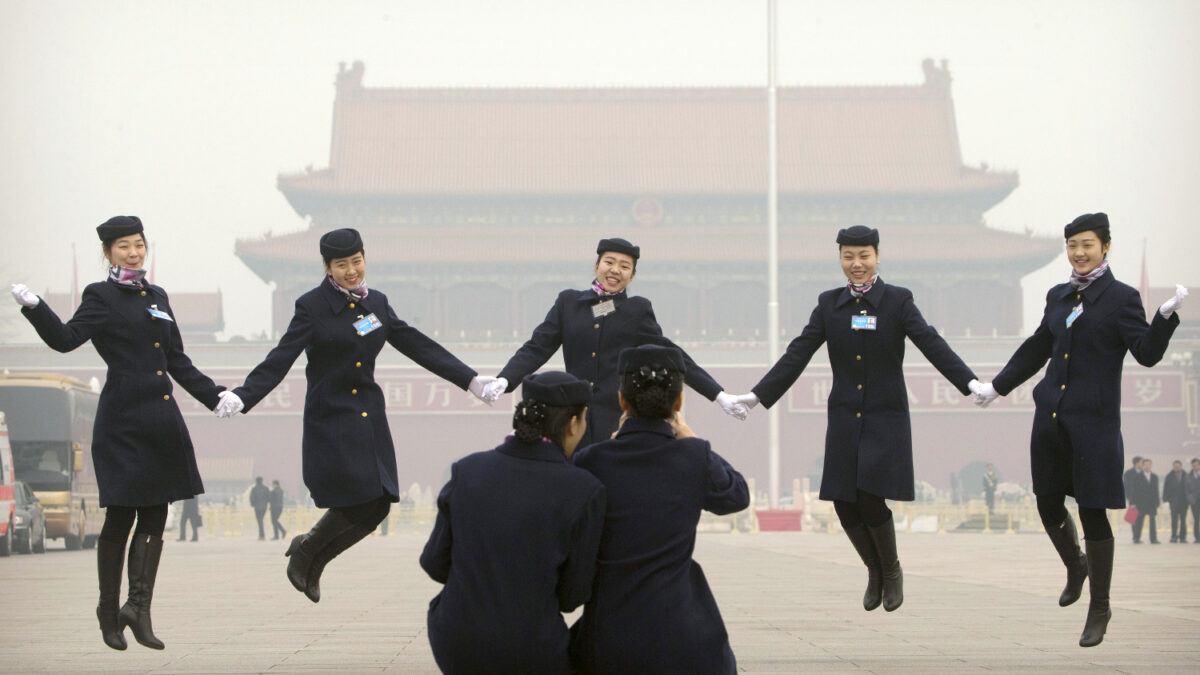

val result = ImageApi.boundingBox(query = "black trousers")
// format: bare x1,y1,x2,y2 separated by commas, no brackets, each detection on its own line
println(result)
1169,503,1188,540
1191,503,1200,541
254,507,267,538
1132,509,1158,542
270,509,285,538
178,513,200,541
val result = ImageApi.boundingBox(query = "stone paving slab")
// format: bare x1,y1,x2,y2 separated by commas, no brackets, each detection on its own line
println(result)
1,529,1197,673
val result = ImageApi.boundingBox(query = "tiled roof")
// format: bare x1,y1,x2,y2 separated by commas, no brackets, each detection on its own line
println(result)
277,61,1016,203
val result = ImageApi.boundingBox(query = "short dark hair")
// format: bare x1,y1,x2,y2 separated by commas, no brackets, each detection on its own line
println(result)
1132,456,1142,466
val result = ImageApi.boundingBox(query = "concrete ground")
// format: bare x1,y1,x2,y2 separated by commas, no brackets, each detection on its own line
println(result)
1,527,1197,673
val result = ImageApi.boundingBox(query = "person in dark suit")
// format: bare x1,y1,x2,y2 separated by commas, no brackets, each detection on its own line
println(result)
1132,459,1161,544
730,226,978,613
421,371,605,675
973,212,1185,647
249,476,270,541
982,464,999,515
214,228,495,603
481,238,748,448
12,215,228,651
1162,460,1189,543
178,497,201,542
268,480,286,541
569,345,749,674
1187,458,1200,543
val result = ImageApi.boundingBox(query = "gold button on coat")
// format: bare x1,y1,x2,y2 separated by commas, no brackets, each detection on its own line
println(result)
1052,412,1057,418
856,412,862,418
856,355,861,360
156,370,163,376
593,323,599,329
355,361,362,367
163,395,170,400
857,384,863,390
140,291,146,296
351,389,358,395
1063,353,1069,359
361,412,368,418
349,302,355,308
153,342,160,348
1060,384,1066,390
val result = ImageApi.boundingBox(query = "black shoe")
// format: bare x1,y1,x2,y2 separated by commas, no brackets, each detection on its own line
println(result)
1045,515,1088,607
96,539,127,651
285,510,358,603
842,524,883,611
119,534,165,649
867,517,903,612
1079,538,1113,648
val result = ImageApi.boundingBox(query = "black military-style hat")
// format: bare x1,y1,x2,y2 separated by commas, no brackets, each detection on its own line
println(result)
617,344,686,376
521,371,591,407
836,225,879,247
319,228,364,259
96,215,143,242
1064,212,1109,239
596,237,640,260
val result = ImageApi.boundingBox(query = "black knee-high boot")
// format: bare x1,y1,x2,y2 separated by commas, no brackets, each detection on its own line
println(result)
302,520,378,603
96,539,127,650
1045,515,1088,607
843,524,883,611
119,534,165,649
1079,538,1113,647
285,509,358,602
867,517,903,612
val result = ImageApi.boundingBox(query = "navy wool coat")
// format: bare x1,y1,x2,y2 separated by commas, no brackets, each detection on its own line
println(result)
498,288,722,448
993,269,1178,509
420,437,606,675
569,417,748,675
22,281,223,507
233,280,476,508
751,279,976,502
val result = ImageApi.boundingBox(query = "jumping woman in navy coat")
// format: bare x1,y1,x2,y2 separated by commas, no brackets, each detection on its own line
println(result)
731,226,979,613
215,229,494,603
421,371,606,674
569,345,749,674
12,216,228,651
973,213,1186,647
482,238,748,448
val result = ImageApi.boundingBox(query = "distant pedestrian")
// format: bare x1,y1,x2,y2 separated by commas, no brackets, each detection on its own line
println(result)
1122,455,1143,534
1186,458,1200,543
1162,460,1188,543
269,481,286,541
249,477,270,541
1131,459,1160,545
177,498,201,542
982,464,999,515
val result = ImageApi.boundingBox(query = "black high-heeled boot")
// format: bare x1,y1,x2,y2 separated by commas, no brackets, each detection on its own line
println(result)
843,524,883,611
285,509,357,602
1079,538,1113,647
867,517,903,612
96,539,127,650
119,534,165,649
1045,515,1088,606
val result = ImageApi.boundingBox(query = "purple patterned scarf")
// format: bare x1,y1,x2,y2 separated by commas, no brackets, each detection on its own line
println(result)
1069,261,1109,291
108,265,147,289
847,273,878,298
592,279,618,296
327,275,368,302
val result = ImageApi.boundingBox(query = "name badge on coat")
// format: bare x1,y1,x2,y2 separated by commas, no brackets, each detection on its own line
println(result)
146,307,174,322
851,315,877,331
353,313,383,336
1066,304,1083,328
591,299,616,318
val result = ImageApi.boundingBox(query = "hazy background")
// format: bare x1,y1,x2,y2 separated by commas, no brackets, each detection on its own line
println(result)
2,0,1199,341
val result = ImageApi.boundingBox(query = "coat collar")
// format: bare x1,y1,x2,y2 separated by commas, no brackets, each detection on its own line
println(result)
834,277,886,310
575,287,628,303
105,278,164,299
1054,266,1115,303
320,276,364,315
495,436,570,464
614,416,676,440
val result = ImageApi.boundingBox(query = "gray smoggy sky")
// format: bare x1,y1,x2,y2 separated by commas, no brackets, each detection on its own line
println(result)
2,0,1197,340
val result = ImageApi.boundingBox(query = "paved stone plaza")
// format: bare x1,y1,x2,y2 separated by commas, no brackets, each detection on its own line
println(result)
2,529,1197,673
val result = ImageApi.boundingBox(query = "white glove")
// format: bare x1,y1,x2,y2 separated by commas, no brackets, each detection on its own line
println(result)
215,391,244,418
715,392,748,421
969,380,999,408
1159,284,1188,318
482,377,509,403
468,376,497,405
732,393,760,409
10,284,39,308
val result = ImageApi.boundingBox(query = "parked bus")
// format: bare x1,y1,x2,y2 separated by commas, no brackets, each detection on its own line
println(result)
0,374,102,550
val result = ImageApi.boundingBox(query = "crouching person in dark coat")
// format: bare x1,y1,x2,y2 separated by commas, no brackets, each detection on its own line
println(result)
569,345,749,675
730,226,979,614
421,371,605,674
214,228,496,603
12,216,228,651
973,213,1186,647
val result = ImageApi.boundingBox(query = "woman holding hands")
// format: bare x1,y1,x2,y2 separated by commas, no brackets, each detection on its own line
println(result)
972,212,1186,647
